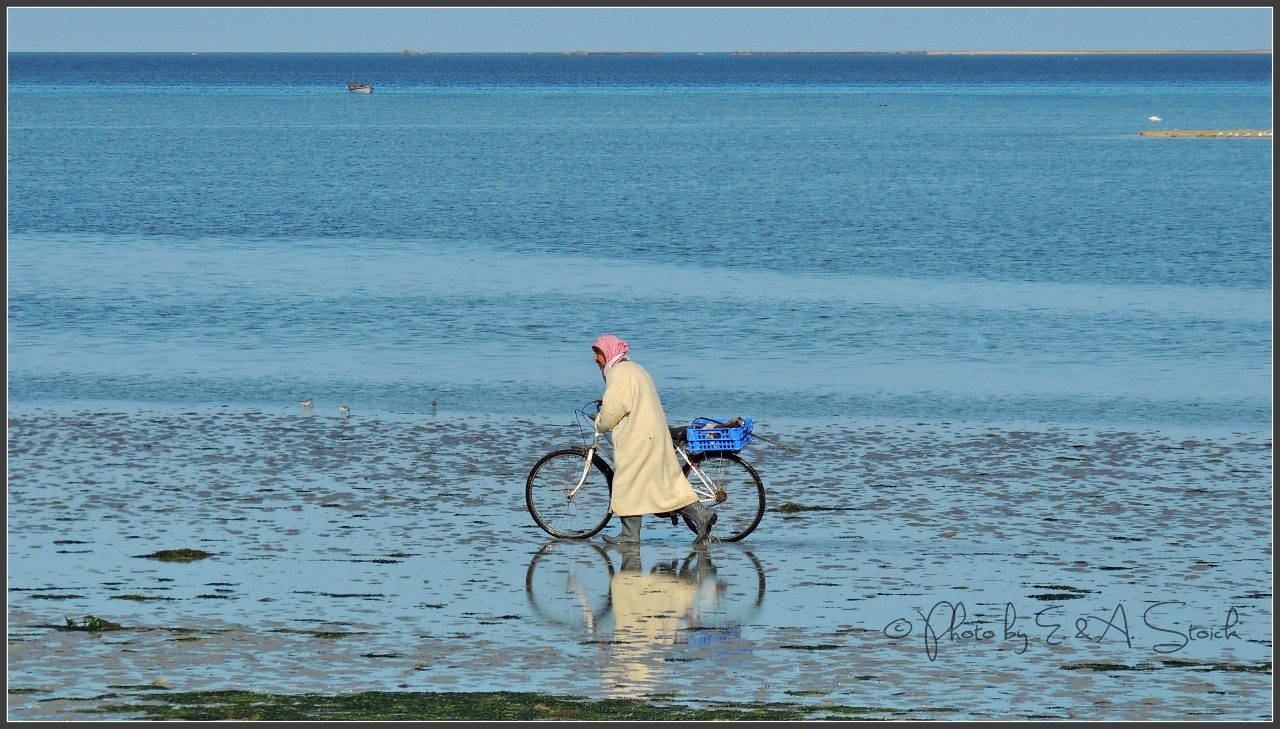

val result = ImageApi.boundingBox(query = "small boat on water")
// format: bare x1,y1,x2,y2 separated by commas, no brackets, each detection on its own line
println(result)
348,82,372,94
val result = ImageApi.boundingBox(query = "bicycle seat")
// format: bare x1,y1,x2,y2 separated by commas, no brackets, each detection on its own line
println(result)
668,425,688,443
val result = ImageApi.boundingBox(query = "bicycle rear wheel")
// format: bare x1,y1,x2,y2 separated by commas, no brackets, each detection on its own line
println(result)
526,449,614,539
682,452,766,542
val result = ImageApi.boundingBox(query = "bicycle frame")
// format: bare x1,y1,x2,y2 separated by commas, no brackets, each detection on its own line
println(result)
567,430,603,500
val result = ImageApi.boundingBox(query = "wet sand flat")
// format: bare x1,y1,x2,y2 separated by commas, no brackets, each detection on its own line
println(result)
7,406,1272,720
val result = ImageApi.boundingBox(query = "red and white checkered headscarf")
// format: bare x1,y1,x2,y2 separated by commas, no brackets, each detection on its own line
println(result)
592,334,630,381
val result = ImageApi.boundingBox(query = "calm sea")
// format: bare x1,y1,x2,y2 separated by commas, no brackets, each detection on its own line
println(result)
7,53,1273,425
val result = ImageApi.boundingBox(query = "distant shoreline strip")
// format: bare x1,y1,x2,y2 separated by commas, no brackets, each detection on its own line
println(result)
1139,129,1271,138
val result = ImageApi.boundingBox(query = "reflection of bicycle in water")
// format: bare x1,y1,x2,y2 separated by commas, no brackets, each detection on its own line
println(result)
524,540,767,637
525,401,767,542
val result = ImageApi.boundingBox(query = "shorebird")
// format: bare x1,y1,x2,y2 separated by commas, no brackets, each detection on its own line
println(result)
1148,116,1162,122
338,405,350,416
300,399,313,408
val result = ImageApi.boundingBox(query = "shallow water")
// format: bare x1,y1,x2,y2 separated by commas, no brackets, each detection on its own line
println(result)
8,234,1272,426
7,405,1271,720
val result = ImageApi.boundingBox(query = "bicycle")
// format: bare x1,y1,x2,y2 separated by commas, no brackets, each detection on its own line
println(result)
525,400,767,543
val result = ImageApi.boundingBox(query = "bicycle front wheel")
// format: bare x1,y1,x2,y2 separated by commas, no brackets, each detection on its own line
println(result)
526,449,614,539
682,451,766,542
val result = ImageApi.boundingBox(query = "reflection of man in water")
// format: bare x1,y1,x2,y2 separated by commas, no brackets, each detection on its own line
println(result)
599,546,719,698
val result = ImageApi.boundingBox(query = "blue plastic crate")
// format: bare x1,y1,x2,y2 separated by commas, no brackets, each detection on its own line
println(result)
685,417,753,452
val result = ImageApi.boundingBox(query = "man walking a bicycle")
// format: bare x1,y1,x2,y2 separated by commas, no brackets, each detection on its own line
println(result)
590,334,718,545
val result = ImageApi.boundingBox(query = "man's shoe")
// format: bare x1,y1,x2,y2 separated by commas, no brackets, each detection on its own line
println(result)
601,515,642,544
679,501,718,545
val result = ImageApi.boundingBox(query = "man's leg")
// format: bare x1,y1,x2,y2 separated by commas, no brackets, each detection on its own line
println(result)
678,501,718,545
601,515,642,544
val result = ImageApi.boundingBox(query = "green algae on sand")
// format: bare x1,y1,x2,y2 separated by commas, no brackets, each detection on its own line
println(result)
59,615,123,632
773,502,853,513
112,594,176,602
139,548,214,563
81,690,936,721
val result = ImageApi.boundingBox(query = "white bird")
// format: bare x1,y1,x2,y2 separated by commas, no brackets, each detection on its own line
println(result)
1148,116,1162,122
338,405,350,416
300,399,313,408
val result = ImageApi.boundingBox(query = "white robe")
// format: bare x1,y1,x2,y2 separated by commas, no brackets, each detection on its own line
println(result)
594,360,699,517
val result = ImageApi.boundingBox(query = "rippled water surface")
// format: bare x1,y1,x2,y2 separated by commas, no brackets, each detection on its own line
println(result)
7,53,1273,720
